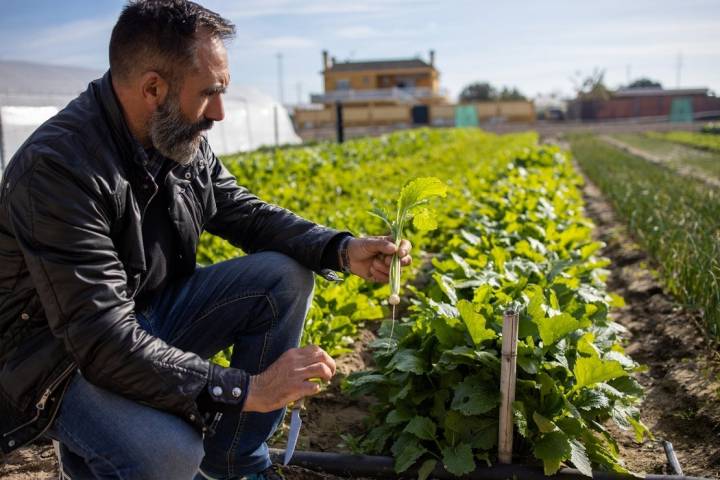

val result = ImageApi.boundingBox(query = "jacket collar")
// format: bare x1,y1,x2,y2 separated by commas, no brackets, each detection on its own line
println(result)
94,70,149,167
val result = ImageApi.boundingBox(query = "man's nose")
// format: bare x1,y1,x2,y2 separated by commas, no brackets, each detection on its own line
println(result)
205,94,225,122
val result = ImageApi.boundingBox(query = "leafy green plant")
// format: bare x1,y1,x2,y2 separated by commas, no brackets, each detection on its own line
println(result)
199,128,536,360
370,177,448,305
344,146,649,476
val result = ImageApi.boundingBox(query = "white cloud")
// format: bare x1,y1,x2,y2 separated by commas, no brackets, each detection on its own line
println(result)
23,18,115,50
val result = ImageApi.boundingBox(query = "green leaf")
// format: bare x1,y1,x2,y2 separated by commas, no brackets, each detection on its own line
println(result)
392,434,427,473
451,375,500,415
441,443,476,476
397,177,448,214
569,438,593,477
434,273,458,304
387,408,413,425
533,430,572,475
404,416,437,441
609,293,626,308
628,416,652,443
388,349,427,374
574,389,610,411
457,299,496,346
413,207,438,231
417,459,437,480
368,206,392,228
491,245,507,271
573,356,628,391
533,411,557,433
536,312,583,346
360,424,394,453
513,401,529,438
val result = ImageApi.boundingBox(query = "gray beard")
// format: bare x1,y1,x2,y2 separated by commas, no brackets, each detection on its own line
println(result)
149,94,213,165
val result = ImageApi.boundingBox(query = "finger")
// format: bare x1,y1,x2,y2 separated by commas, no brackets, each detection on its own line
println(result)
363,236,396,255
298,362,333,382
384,255,392,267
400,255,412,267
370,268,390,283
304,344,337,376
398,239,412,258
372,258,390,276
300,380,322,397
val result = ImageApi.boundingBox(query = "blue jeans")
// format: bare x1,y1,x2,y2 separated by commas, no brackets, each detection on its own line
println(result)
44,252,315,479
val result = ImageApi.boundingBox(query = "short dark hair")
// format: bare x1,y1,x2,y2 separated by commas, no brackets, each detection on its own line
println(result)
109,0,235,84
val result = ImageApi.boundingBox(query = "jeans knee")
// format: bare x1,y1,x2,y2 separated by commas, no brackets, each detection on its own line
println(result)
264,252,315,298
130,428,204,479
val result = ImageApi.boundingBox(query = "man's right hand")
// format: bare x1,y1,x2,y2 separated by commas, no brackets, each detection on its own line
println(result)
243,345,336,413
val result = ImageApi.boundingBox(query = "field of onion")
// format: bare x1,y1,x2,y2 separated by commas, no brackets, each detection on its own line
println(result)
569,133,720,338
198,129,647,476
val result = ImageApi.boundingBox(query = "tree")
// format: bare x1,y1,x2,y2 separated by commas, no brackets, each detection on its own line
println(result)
459,82,496,102
498,86,527,101
570,68,612,100
459,82,527,102
627,78,662,89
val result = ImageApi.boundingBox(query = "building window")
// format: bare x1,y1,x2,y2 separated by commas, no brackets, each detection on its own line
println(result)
363,76,370,86
336,79,350,90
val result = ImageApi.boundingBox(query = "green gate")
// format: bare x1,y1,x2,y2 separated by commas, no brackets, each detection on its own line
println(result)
455,104,479,127
670,97,693,123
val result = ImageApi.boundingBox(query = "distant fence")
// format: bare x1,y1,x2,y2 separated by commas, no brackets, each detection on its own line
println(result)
293,101,535,130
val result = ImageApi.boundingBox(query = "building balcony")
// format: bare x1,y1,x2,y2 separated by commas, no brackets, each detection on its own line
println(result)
311,87,442,105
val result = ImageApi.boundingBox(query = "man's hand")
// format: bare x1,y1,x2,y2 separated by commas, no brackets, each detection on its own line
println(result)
346,236,412,283
243,345,336,413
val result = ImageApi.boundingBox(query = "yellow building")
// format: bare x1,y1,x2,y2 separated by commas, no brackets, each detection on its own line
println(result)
293,50,534,132
311,50,447,106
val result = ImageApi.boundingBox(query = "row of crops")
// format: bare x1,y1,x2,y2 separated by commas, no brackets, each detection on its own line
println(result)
198,129,648,475
569,134,720,338
646,130,720,153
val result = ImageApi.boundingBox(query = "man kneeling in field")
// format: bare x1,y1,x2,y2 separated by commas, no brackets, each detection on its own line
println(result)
0,1,411,478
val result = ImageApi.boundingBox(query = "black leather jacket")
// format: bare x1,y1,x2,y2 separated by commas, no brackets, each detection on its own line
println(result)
0,72,342,454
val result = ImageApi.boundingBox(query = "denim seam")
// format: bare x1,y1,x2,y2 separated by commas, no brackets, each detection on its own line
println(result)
55,417,123,479
172,292,269,345
227,293,278,476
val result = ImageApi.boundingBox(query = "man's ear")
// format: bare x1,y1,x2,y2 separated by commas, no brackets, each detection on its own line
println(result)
139,71,169,109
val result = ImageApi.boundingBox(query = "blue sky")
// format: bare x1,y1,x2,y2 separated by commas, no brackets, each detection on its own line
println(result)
1,0,719,102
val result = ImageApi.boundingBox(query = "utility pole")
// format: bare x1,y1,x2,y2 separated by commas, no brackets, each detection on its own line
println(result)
676,52,683,88
276,53,284,106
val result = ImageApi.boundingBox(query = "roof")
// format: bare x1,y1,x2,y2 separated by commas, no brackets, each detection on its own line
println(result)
327,58,433,72
614,87,710,98
0,60,103,96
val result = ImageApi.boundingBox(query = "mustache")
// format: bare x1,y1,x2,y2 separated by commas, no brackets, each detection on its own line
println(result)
179,117,214,141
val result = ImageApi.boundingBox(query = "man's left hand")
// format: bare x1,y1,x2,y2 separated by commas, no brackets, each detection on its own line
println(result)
345,236,412,283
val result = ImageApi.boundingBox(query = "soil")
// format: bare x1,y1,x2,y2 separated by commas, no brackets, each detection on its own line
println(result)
3,161,720,480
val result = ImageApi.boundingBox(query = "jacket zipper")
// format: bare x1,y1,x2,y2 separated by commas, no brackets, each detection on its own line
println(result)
2,362,77,439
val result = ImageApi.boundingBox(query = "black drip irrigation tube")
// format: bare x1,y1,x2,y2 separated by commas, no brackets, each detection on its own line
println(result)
268,449,709,480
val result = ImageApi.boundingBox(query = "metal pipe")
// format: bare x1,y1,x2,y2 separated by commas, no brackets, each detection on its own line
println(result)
335,101,344,144
268,449,709,480
663,440,684,476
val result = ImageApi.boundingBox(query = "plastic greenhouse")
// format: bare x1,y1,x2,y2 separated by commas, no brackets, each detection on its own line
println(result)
0,60,300,173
